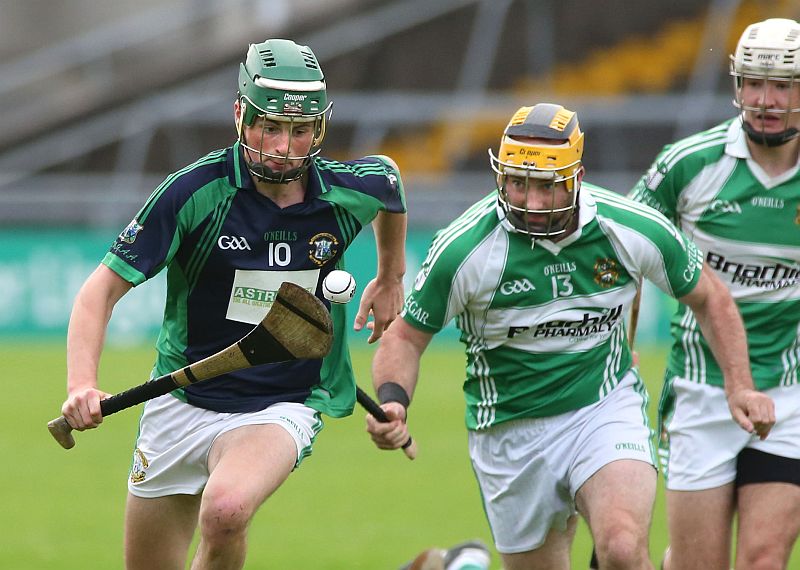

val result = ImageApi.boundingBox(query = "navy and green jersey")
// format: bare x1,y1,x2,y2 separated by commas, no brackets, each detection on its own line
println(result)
103,141,405,416
629,119,800,390
403,184,702,430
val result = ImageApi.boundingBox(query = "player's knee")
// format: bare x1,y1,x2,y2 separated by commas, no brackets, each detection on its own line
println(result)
737,543,789,570
198,492,254,543
595,524,648,569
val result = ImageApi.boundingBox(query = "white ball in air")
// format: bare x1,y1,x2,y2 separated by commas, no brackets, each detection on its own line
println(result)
322,270,356,304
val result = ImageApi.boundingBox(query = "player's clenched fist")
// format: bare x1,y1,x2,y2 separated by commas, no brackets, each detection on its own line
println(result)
727,388,776,440
62,387,110,430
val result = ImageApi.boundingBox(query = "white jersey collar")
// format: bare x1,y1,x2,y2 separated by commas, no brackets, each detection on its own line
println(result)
725,117,750,159
725,116,800,187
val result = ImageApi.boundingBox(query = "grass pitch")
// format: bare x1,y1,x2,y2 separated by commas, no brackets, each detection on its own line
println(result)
4,340,797,568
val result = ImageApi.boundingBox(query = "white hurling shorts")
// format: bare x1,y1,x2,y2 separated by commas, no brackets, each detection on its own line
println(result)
468,371,656,554
659,377,800,491
127,394,323,498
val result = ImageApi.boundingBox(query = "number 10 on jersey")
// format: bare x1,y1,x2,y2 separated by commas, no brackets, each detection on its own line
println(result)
267,242,292,267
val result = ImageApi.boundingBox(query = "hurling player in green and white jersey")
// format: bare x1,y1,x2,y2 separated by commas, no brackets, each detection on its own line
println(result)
366,103,774,570
59,39,407,569
629,18,800,570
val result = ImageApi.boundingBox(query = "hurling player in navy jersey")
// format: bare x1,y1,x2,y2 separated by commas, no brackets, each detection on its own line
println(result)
59,39,407,569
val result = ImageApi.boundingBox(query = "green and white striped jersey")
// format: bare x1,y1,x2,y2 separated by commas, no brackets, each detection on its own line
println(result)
630,119,800,390
403,184,702,430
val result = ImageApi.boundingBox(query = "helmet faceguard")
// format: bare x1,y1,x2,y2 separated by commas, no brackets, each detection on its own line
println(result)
237,39,333,183
489,104,584,238
730,18,800,147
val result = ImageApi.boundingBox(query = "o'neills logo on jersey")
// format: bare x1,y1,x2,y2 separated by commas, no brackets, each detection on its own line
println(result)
263,230,298,242
707,251,800,289
543,262,576,275
507,304,624,339
308,232,339,266
593,258,620,288
750,196,783,210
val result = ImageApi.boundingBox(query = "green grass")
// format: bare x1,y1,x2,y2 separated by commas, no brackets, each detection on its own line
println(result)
3,341,797,568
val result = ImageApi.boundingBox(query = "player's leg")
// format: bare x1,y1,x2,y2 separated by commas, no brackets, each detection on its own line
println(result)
123,395,211,569
577,459,656,570
735,481,800,570
191,423,297,568
662,485,734,570
499,515,577,570
568,370,658,569
125,493,201,569
467,416,580,570
734,386,800,570
658,377,748,570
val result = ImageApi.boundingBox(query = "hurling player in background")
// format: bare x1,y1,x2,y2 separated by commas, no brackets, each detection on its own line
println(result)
629,18,800,570
59,39,406,569
367,103,773,570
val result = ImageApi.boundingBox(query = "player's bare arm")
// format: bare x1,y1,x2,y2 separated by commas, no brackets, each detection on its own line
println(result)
355,208,407,343
678,264,776,438
62,264,132,430
367,319,432,450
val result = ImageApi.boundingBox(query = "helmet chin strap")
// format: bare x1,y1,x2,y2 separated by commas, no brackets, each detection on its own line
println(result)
246,159,310,184
743,120,800,147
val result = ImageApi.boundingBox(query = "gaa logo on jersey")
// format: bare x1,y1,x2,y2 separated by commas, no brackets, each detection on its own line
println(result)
308,232,339,266
593,258,620,288
500,278,536,295
119,218,143,244
795,204,800,225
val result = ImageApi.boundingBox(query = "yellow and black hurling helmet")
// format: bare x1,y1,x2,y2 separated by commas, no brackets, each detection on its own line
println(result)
490,104,584,188
730,18,800,146
489,103,585,237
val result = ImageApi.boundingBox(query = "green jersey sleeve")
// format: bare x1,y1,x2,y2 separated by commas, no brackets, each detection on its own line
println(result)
628,121,733,224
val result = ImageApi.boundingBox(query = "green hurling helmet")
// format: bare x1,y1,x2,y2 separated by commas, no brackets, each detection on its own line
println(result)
237,39,332,183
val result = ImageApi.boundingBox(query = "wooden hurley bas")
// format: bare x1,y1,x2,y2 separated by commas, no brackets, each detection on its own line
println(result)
48,282,333,450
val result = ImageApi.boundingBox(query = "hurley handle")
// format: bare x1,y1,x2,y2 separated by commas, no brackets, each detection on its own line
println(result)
356,386,417,460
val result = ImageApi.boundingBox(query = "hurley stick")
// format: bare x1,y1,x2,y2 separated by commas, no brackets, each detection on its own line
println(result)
629,277,643,348
356,386,417,460
49,282,333,449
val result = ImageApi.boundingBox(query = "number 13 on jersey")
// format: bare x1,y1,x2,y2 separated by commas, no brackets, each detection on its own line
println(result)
551,275,573,297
